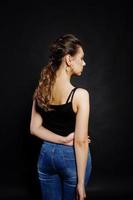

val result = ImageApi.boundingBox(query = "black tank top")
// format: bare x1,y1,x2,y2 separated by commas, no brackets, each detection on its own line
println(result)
35,87,78,136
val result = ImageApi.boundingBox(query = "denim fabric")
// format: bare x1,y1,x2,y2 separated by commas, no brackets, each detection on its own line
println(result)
37,141,92,200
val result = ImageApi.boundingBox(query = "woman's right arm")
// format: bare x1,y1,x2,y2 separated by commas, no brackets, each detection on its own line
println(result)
30,100,74,145
74,89,90,200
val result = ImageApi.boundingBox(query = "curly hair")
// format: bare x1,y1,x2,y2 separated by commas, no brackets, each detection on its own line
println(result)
33,34,82,111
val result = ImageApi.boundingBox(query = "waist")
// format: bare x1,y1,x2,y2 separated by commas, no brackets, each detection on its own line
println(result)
42,140,74,148
42,141,91,151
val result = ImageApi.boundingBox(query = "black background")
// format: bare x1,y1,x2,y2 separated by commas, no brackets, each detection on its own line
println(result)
0,1,132,199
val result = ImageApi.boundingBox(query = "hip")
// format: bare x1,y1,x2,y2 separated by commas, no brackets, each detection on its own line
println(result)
38,141,91,162
37,141,92,185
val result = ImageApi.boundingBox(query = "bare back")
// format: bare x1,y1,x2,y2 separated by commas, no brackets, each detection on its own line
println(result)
49,84,78,113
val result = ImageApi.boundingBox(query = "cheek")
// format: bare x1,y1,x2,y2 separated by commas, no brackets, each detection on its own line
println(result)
72,59,78,66
76,59,81,65
80,60,83,65
72,58,82,68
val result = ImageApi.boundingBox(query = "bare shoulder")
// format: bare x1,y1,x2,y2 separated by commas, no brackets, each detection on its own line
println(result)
75,88,90,102
73,88,90,113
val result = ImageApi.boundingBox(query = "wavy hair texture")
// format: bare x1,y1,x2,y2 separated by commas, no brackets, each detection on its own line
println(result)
33,34,82,111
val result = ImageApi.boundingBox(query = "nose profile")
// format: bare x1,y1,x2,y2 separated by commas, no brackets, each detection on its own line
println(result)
83,60,86,66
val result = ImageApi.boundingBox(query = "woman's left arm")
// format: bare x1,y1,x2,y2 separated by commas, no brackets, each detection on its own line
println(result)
30,100,74,145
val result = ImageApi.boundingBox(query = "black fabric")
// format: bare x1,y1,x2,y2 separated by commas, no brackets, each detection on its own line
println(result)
35,87,78,136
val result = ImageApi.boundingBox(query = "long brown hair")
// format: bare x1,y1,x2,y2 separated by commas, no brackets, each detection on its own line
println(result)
33,34,82,111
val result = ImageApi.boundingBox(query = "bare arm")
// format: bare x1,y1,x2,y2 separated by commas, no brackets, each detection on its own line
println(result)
74,89,90,186
30,100,74,144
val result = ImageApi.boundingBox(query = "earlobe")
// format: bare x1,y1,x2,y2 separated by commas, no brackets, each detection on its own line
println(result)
66,66,70,73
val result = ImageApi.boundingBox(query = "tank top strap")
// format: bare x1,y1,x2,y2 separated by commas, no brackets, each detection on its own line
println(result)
66,87,78,103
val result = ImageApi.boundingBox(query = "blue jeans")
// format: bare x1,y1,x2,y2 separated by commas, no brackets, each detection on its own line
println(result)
37,141,92,200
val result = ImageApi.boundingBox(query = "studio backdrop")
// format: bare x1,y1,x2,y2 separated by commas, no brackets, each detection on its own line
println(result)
0,1,132,200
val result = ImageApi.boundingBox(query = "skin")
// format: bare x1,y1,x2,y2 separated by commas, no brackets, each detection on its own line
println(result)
30,46,91,200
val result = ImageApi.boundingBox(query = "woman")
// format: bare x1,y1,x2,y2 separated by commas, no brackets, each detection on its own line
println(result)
30,34,92,200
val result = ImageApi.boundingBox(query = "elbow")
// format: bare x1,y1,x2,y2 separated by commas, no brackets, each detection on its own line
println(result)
30,125,37,135
30,120,43,135
74,138,88,147
30,126,34,135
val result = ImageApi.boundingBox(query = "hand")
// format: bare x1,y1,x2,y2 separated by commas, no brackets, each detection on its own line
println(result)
76,183,86,200
65,132,74,146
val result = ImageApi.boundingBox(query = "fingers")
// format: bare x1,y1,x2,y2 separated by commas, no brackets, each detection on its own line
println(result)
68,132,74,136
88,136,91,143
67,134,91,144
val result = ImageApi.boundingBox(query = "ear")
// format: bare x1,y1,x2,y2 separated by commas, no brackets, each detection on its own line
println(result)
65,54,72,66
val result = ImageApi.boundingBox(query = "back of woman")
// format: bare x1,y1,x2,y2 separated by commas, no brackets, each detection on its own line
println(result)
30,34,92,200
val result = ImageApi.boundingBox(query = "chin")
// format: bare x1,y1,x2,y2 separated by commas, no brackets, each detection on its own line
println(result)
74,71,82,76
77,72,82,76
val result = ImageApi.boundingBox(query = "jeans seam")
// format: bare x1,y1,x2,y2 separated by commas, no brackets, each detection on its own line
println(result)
62,148,66,166
51,145,57,171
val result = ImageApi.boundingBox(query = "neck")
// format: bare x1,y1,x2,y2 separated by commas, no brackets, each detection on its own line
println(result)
55,64,73,86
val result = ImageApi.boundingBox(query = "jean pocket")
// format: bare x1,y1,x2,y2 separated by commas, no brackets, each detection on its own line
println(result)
62,148,77,180
62,147,75,160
